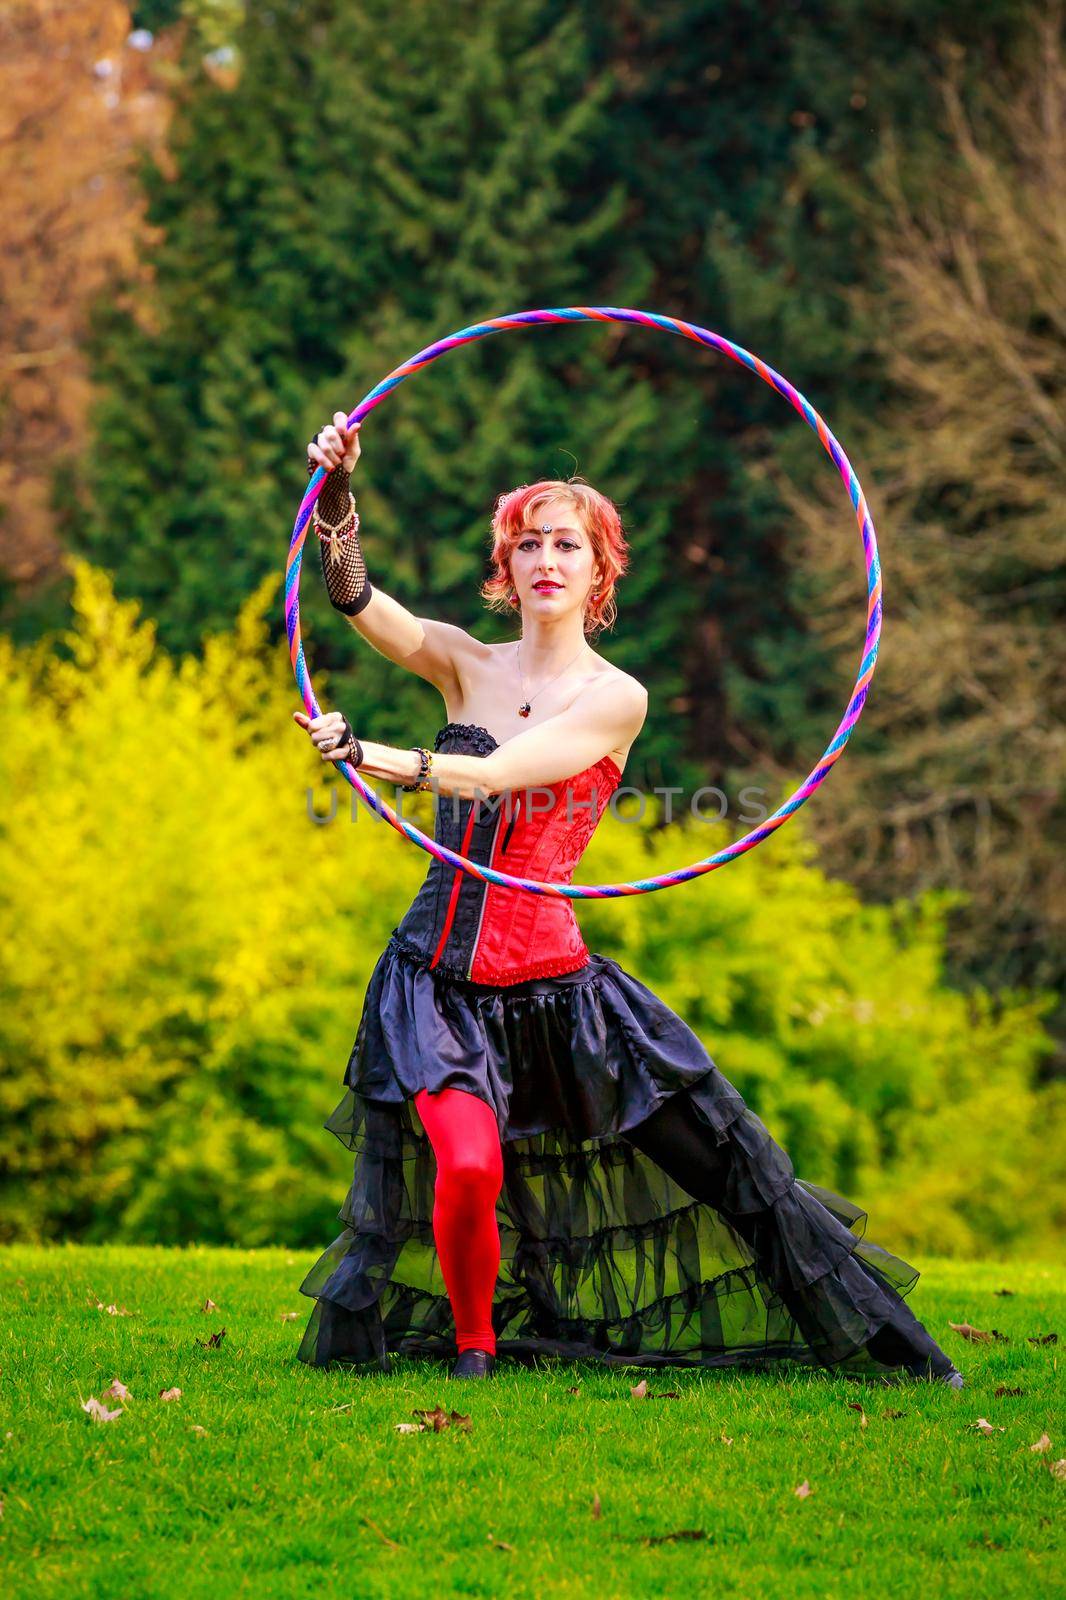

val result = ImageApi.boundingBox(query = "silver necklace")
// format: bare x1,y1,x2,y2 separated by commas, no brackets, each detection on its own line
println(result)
516,639,589,717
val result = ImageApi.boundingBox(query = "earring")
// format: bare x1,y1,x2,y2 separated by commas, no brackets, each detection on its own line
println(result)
508,591,520,607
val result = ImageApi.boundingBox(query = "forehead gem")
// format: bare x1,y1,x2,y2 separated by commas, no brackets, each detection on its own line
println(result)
540,522,553,533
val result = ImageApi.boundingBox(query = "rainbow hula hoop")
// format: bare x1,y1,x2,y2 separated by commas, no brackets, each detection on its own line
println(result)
286,307,881,902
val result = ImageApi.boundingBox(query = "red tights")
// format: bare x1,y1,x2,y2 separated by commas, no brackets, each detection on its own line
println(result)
414,1087,503,1355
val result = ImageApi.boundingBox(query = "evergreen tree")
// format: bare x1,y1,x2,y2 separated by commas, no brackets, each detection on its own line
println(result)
77,0,1037,810
77,0,697,783
578,0,1034,782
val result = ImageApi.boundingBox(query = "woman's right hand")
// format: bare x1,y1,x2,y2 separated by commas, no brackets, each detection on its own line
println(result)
307,411,361,474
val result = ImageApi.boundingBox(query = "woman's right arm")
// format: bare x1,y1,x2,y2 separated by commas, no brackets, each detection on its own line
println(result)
308,412,474,701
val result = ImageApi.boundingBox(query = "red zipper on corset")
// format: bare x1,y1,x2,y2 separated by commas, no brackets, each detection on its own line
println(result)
428,799,481,972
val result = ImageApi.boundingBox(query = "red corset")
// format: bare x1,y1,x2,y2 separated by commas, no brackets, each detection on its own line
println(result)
390,724,622,986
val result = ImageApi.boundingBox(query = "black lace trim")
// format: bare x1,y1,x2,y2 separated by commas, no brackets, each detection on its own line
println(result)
386,928,476,986
302,1216,889,1369
319,1200,884,1333
433,721,499,757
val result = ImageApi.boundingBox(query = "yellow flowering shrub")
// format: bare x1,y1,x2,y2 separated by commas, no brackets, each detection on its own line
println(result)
0,559,1058,1258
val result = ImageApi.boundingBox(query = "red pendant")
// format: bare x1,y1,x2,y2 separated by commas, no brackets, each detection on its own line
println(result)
519,703,531,717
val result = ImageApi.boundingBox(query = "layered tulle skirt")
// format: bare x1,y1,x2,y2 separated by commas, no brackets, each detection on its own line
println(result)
296,935,951,1380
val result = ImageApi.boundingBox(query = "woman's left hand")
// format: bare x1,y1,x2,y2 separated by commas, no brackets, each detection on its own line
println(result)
293,709,358,762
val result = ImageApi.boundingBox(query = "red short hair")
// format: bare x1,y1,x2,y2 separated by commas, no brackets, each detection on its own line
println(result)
480,477,629,637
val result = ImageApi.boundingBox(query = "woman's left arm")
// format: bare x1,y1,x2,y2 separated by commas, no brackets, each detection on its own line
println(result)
296,714,498,798
295,676,646,797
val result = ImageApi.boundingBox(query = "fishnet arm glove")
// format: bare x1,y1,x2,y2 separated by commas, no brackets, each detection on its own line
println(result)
309,461,374,617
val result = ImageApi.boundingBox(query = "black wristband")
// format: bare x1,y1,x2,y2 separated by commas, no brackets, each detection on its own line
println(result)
333,578,374,618
334,716,364,767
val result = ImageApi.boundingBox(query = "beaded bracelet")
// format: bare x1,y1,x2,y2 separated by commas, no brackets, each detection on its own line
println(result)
401,746,434,792
313,496,360,571
313,491,359,536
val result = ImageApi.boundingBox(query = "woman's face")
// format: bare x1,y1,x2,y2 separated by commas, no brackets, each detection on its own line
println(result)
509,498,601,621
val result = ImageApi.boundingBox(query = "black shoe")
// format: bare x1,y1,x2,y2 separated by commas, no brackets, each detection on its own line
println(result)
449,1348,496,1380
866,1323,963,1387
909,1350,960,1388
873,1360,965,1389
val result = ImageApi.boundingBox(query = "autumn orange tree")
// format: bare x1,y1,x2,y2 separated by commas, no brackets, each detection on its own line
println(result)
0,2,173,612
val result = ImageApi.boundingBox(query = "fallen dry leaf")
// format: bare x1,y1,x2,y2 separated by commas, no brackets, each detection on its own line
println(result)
102,1379,129,1401
159,1387,182,1402
794,1480,813,1499
648,1390,681,1400
189,1424,207,1436
847,1401,868,1429
86,1295,134,1317
279,1312,300,1322
486,1534,515,1552
719,1433,734,1446
993,1288,1015,1297
630,1379,648,1399
201,1299,219,1313
412,1406,449,1432
1049,1459,1066,1481
642,1528,707,1545
410,1405,471,1434
971,1417,1005,1435
394,1422,426,1434
949,1321,1004,1344
195,1328,226,1350
591,1491,602,1519
1026,1332,1058,1346
994,1385,1025,1398
1029,1433,1052,1453
81,1396,122,1423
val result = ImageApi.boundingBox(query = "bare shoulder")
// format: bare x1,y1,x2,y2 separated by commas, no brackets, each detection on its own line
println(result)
420,619,492,700
422,619,488,656
582,661,647,724
577,645,645,695
572,658,648,771
461,632,500,667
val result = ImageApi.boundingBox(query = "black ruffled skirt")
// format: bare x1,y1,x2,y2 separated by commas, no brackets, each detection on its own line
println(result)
296,936,952,1381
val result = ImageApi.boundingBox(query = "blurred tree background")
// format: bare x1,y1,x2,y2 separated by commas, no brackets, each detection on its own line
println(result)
0,0,1061,1250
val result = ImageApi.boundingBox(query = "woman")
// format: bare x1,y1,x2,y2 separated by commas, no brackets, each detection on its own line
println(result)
293,410,965,1388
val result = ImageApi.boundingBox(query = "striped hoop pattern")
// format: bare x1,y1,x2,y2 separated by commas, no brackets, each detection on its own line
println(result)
286,308,881,901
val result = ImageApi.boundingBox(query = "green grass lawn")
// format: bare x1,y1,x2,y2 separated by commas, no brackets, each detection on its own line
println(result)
1,1248,1061,1599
